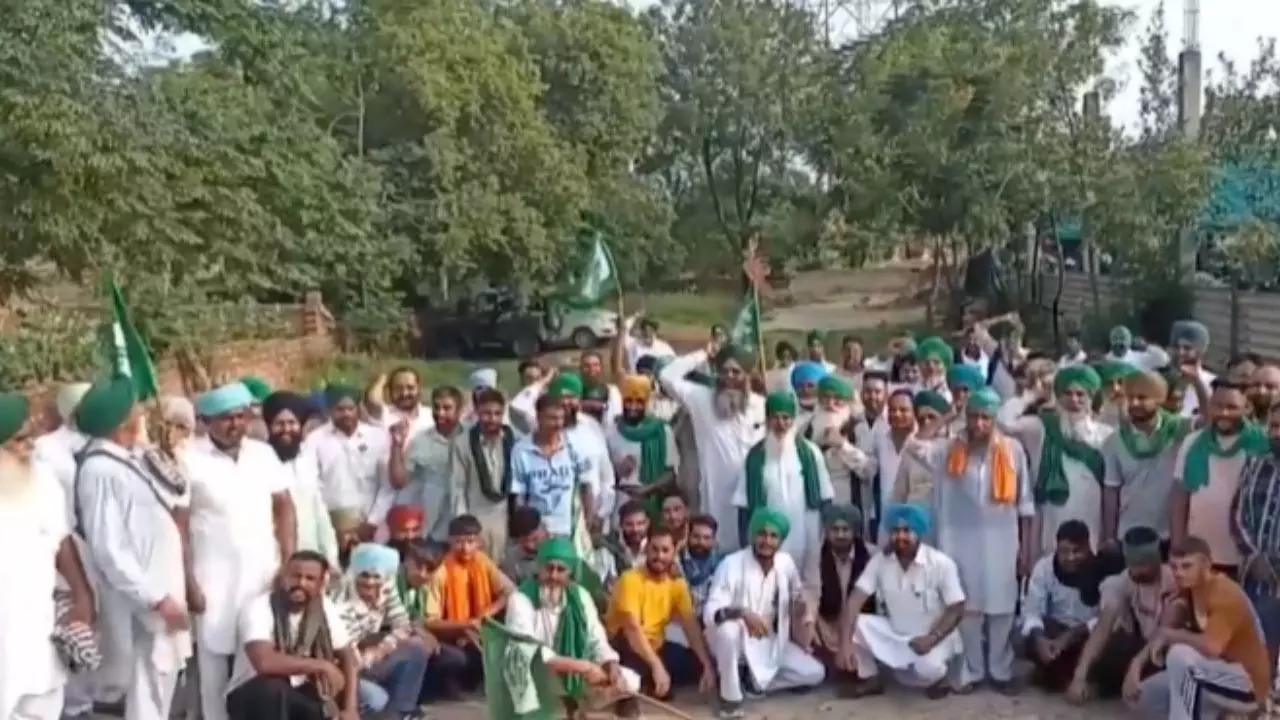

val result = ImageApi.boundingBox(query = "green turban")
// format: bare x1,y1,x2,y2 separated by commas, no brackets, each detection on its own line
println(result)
747,507,791,540
764,391,797,417
77,376,138,439
1054,364,1102,397
240,375,272,403
0,392,31,445
535,536,579,567
1095,361,1138,385
713,343,756,371
324,383,361,409
821,503,862,531
913,389,952,415
966,387,1001,415
1109,326,1133,347
916,336,954,368
548,372,584,399
1170,320,1210,352
946,364,985,392
582,381,610,403
817,375,853,401
806,329,827,346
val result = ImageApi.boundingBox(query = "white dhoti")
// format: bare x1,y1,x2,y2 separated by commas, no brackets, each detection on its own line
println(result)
706,621,825,703
852,615,960,687
8,687,64,720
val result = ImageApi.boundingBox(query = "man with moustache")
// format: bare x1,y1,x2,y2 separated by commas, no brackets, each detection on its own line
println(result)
1247,363,1280,419
387,386,465,541
732,392,834,597
943,363,985,436
511,394,597,559
185,382,298,720
804,330,837,373
461,367,511,428
1230,401,1280,666
913,337,954,402
800,503,874,671
890,391,949,510
224,551,361,720
704,508,825,716
76,376,192,720
365,367,434,438
264,392,339,569
659,342,767,550
998,365,1113,555
450,387,520,555
1169,320,1217,417
810,375,857,506
678,515,723,618
608,374,679,519
765,341,799,394
0,391,95,720
850,371,889,449
580,350,623,422
1019,520,1106,693
838,335,865,388
844,389,917,542
307,384,391,541
1170,381,1268,578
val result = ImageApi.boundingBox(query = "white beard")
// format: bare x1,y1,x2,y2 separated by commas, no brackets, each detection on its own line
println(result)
538,585,566,608
765,427,796,456
0,452,37,501
809,408,850,441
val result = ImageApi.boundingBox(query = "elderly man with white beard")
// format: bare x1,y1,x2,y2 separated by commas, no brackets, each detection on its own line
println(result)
998,365,1113,555
0,391,95,720
732,392,834,604
809,376,856,505
789,361,827,440
659,342,766,551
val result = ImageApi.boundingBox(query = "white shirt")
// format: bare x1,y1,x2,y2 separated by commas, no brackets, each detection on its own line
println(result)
226,593,352,694
374,403,434,437
1058,350,1087,367
33,426,88,526
855,544,965,643
1181,367,1216,418
624,327,676,373
303,422,390,515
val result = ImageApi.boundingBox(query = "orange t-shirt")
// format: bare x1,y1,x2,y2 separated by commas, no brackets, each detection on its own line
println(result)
1193,573,1271,699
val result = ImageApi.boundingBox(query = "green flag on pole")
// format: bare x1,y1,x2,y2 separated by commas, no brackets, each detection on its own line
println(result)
106,280,160,400
561,231,619,310
480,619,560,720
729,290,761,351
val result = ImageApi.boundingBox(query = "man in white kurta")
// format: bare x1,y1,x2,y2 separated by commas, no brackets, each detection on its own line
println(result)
0,391,93,720
732,391,834,599
303,384,390,536
839,389,917,542
836,502,965,698
185,383,296,720
703,508,825,712
911,387,1034,692
998,365,1112,556
262,392,339,569
76,376,193,720
808,376,856,504
660,344,766,550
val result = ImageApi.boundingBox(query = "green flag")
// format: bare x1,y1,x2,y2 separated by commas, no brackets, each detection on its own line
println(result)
729,290,761,351
106,280,160,400
561,232,618,309
480,619,559,720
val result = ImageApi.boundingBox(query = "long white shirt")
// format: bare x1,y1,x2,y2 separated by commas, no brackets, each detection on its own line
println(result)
624,321,676,372
303,421,390,517
703,549,802,687
731,431,834,596
854,544,965,656
505,586,620,666
184,437,287,655
660,351,766,550
0,468,69,720
281,452,339,570
838,427,911,540
33,426,88,522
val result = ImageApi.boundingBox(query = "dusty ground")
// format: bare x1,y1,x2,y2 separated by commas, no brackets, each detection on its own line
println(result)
762,264,930,334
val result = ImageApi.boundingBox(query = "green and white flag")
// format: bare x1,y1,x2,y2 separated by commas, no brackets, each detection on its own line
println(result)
480,620,559,720
561,232,619,310
106,280,160,400
729,290,761,352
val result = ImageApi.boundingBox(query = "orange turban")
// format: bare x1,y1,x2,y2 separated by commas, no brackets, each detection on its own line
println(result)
386,505,425,533
620,374,653,403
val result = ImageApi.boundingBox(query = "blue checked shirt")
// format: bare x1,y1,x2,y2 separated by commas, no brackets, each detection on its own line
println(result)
1230,454,1280,597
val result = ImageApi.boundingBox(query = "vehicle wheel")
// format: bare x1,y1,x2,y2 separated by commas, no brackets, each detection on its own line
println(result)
571,327,596,349
511,333,540,359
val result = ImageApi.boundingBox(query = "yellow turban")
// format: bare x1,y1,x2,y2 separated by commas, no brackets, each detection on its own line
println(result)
620,374,653,403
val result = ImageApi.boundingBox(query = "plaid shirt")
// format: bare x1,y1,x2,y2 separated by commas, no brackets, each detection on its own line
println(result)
1230,454,1280,597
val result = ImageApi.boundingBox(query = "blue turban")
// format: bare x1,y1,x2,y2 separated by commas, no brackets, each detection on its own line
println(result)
196,382,254,418
946,364,986,392
1170,320,1210,352
883,503,931,537
790,361,827,391
966,387,1001,414
747,507,791,540
349,543,401,578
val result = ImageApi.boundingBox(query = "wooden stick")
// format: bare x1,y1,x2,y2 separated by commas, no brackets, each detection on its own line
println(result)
630,692,699,720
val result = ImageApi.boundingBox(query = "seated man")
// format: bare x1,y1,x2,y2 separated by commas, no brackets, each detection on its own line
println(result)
836,503,964,700
225,550,362,720
605,526,716,700
679,514,724,620
1066,526,1175,703
389,539,469,701
1132,536,1270,720
1020,520,1105,693
505,537,642,718
802,503,874,671
501,506,547,585
425,514,514,689
705,509,826,718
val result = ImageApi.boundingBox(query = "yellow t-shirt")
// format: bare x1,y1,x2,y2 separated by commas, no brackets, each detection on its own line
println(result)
605,568,695,648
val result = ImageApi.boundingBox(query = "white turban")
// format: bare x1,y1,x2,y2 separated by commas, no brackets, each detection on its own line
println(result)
162,396,196,429
56,383,92,423
470,367,498,391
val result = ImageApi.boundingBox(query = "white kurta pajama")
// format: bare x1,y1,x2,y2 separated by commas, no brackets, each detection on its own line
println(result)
920,437,1035,686
184,437,288,720
0,470,70,720
78,441,192,720
660,351,766,550
732,432,834,597
702,549,825,703
998,399,1112,556
303,421,390,521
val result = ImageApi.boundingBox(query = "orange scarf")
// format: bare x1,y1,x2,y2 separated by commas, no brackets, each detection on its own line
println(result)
441,551,497,621
945,433,1017,505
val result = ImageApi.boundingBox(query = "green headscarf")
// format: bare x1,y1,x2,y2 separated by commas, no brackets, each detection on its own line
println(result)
1035,410,1105,506
1053,365,1102,397
817,375,853,401
806,329,827,346
615,416,670,517
748,507,791,540
1180,424,1268,493
517,538,589,700
1117,409,1183,459
548,372,583,399
77,376,138,439
240,375,272,403
764,391,797,417
0,392,30,445
913,390,952,415
916,337,954,368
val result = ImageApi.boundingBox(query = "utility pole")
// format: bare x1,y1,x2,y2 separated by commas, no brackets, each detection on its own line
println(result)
1176,0,1203,277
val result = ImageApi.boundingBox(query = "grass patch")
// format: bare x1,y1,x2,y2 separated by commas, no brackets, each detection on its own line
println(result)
624,291,739,333
305,355,526,393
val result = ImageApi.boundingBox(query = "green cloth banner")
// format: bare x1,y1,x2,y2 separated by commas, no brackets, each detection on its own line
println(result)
105,279,159,400
480,619,560,720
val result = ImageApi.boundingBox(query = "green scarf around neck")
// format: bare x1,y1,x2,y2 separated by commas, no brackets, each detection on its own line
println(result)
1035,410,1105,506
1180,423,1269,493
743,434,822,515
1117,409,1183,460
517,579,589,700
615,417,669,517
395,571,424,621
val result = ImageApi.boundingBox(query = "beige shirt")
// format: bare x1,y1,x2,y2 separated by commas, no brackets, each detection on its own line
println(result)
1176,428,1250,566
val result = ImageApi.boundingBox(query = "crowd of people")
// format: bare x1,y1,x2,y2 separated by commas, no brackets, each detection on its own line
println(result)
3,306,1279,720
